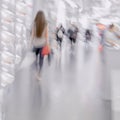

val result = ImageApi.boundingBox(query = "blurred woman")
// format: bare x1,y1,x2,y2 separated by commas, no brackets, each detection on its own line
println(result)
31,11,48,79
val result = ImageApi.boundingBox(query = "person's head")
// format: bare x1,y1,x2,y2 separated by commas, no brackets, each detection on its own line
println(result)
86,29,90,34
58,24,62,29
34,11,47,37
109,24,114,31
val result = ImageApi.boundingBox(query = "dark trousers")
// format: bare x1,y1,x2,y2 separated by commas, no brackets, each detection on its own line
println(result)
34,48,44,71
57,37,62,49
69,37,76,45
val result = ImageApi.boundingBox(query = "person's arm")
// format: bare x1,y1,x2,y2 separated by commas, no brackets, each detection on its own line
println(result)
45,25,49,44
114,31,120,38
106,40,117,46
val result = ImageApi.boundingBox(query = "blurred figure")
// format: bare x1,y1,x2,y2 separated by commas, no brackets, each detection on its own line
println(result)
96,23,106,51
96,23,106,63
31,10,49,80
83,29,92,62
105,24,120,48
67,24,79,47
98,30,105,55
56,24,65,50
67,24,78,64
85,29,92,43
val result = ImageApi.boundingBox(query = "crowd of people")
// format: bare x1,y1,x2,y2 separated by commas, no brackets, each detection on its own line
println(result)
55,23,79,49
30,10,120,80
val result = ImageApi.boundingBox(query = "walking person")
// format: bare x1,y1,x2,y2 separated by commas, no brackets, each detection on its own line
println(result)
56,24,65,50
67,24,79,47
85,29,92,43
31,10,49,80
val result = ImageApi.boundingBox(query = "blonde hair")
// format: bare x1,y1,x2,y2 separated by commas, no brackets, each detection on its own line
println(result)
34,11,47,37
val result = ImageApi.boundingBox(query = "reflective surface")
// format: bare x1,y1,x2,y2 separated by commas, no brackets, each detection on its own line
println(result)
3,39,113,120
1,0,120,120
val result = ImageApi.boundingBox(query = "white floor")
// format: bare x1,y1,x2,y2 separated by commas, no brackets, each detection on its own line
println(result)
1,39,117,120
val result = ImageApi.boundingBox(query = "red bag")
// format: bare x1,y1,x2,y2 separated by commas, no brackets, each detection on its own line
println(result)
42,44,50,56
